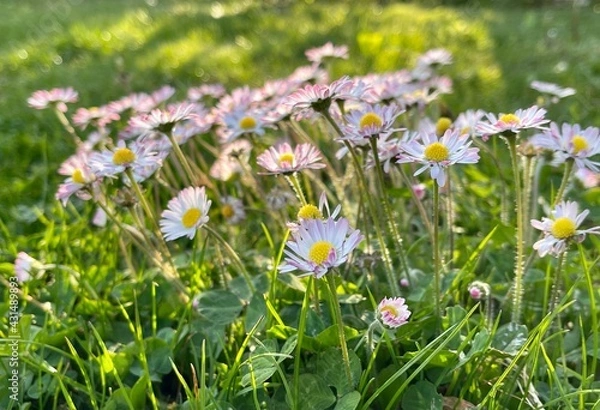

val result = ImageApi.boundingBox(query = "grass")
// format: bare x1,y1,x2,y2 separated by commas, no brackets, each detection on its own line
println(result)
1,1,600,409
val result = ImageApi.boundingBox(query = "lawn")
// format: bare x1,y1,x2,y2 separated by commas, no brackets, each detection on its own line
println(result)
1,0,599,409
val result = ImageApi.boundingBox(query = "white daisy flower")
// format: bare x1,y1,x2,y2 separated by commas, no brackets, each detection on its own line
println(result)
476,106,549,138
220,196,246,225
257,142,326,175
14,252,45,283
396,128,480,187
160,187,212,241
529,122,600,172
530,80,576,101
89,140,162,181
377,297,411,328
279,217,363,279
531,200,600,257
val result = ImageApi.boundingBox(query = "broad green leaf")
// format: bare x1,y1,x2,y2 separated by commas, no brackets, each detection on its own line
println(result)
195,290,242,326
401,380,443,410
334,391,361,410
297,373,336,410
130,376,148,409
315,325,360,348
245,293,267,333
491,323,528,355
316,348,361,396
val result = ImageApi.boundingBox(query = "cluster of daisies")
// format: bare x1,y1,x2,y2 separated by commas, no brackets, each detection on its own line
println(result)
24,42,600,328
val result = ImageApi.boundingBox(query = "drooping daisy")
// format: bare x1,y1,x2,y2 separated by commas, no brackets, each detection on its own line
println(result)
128,102,198,136
14,252,45,283
377,297,411,328
282,76,355,120
279,217,364,279
476,106,549,138
28,87,78,112
257,142,326,175
341,103,404,141
89,140,162,180
56,151,98,205
72,106,120,130
396,129,480,187
160,187,212,241
305,42,349,64
220,196,246,224
531,200,600,257
529,122,600,172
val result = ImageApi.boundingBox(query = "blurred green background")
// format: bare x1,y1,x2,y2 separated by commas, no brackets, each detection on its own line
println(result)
1,0,599,237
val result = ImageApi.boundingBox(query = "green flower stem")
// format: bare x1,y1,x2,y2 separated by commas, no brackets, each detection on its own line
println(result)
506,136,526,324
579,244,598,388
321,110,400,295
432,182,442,322
548,251,568,322
368,136,410,282
326,274,353,385
446,171,454,269
53,107,82,147
398,167,433,237
552,158,574,207
293,276,313,410
285,174,308,206
204,225,255,293
125,170,189,299
167,131,195,186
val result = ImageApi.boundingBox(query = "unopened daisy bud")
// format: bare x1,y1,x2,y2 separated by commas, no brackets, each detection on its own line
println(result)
468,281,489,300
435,117,452,136
377,297,411,328
400,278,410,288
412,183,427,201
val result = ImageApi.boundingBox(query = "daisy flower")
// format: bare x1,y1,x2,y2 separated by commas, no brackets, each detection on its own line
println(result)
128,102,197,136
476,106,549,138
282,76,355,120
220,196,246,224
377,297,411,328
217,107,272,143
28,87,78,112
341,103,404,141
416,48,453,68
279,217,364,279
14,252,45,283
305,42,349,64
72,105,120,130
454,109,486,138
529,122,600,172
187,83,226,102
396,129,480,187
530,80,576,102
575,168,600,188
160,187,212,241
531,200,600,257
288,192,342,232
257,142,326,175
89,140,162,180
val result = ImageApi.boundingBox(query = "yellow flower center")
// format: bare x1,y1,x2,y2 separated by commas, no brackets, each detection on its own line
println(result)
297,204,322,220
424,142,449,162
278,152,295,165
380,305,398,317
308,241,334,265
551,217,576,239
499,113,520,125
359,112,383,130
222,205,234,219
571,135,588,154
72,168,86,184
239,116,257,130
112,148,136,165
182,208,202,228
436,117,452,136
